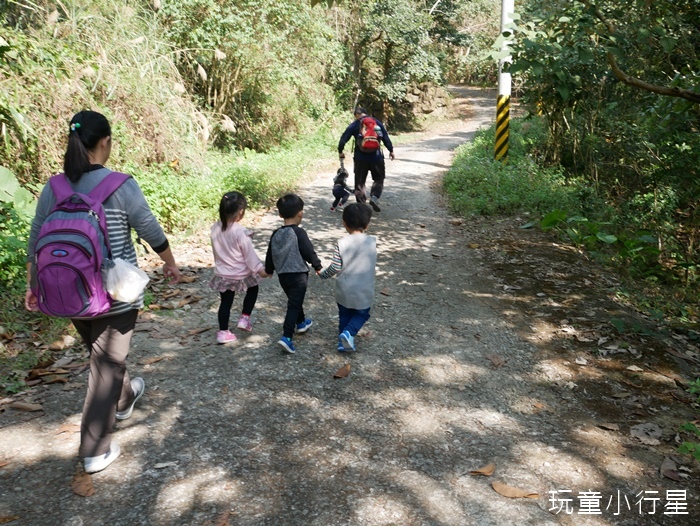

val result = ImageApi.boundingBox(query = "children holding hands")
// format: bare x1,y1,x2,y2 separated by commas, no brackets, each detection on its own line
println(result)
210,192,269,344
319,203,376,352
265,194,322,354
212,191,376,356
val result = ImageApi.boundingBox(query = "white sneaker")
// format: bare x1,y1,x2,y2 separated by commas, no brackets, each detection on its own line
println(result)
84,442,121,473
116,377,145,420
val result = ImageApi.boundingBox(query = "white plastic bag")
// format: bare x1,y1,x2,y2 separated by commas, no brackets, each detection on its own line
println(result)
105,258,150,303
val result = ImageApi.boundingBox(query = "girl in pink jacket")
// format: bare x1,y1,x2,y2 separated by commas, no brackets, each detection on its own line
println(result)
210,192,268,343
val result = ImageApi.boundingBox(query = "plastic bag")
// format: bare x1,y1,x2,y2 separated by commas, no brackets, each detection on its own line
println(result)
104,258,150,303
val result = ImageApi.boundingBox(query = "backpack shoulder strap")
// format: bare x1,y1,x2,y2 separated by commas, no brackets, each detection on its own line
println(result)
48,173,74,202
88,172,132,204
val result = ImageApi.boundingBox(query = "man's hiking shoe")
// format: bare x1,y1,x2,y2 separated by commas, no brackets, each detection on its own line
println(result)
278,336,296,354
340,330,356,352
295,318,313,333
116,378,145,420
369,196,381,212
84,442,121,474
237,314,253,332
216,330,237,344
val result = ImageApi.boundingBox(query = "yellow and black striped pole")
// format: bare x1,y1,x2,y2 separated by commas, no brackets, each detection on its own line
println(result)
495,94,510,161
495,0,514,162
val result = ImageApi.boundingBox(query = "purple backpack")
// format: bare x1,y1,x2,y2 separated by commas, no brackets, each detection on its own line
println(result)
32,172,131,317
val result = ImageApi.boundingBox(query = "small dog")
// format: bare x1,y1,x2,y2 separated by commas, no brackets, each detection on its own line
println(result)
330,166,352,211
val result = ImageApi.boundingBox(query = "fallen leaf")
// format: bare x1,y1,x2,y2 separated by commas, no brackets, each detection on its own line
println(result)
0,461,9,468
8,402,43,412
626,365,644,372
334,364,351,378
162,290,180,300
56,423,80,435
0,516,21,524
71,468,94,497
187,328,210,336
49,340,66,351
42,375,69,384
449,219,463,226
148,304,162,310
468,243,480,249
485,354,506,368
491,481,539,499
660,457,682,481
38,369,70,376
598,423,620,431
630,422,663,446
612,392,632,398
179,276,197,283
418,223,425,228
380,288,391,296
215,510,230,526
154,462,178,469
469,463,496,476
138,356,166,365
575,357,588,366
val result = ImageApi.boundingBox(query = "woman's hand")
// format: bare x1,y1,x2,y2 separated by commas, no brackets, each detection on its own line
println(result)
25,289,39,311
163,263,182,283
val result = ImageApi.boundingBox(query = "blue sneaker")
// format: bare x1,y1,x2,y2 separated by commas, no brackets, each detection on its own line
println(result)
337,340,345,352
278,336,295,354
339,330,355,352
295,318,313,334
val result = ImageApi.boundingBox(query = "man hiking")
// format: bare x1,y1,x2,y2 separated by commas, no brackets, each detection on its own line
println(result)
338,106,395,212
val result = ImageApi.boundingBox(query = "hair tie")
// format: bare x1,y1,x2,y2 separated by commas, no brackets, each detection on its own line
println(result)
70,122,81,132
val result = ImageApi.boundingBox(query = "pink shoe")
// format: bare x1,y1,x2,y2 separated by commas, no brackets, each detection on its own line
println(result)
216,330,237,344
237,314,253,332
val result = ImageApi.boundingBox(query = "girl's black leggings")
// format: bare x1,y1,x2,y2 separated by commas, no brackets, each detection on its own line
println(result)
218,286,259,330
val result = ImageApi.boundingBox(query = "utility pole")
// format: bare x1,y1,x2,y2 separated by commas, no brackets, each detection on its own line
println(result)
495,0,514,162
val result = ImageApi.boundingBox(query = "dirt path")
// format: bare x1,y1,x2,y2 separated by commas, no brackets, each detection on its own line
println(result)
0,87,697,525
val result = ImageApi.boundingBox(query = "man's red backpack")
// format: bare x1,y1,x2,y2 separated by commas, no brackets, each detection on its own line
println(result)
357,116,381,153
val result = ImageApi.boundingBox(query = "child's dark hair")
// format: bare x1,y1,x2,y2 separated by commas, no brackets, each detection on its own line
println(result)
219,191,247,230
64,110,112,183
276,193,304,219
342,203,372,231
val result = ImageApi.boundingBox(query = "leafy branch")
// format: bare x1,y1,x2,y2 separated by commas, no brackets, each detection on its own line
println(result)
580,0,700,104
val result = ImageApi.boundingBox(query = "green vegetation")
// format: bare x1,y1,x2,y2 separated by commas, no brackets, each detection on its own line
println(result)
1,0,498,393
678,378,700,462
445,0,699,328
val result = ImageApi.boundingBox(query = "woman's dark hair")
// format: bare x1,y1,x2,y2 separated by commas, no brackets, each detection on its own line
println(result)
63,110,112,182
276,193,304,219
342,203,372,231
219,191,247,230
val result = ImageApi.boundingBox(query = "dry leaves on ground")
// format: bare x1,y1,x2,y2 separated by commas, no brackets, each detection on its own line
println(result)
71,467,94,497
56,423,80,435
491,481,539,499
485,354,506,368
8,402,42,412
334,364,351,378
469,463,496,476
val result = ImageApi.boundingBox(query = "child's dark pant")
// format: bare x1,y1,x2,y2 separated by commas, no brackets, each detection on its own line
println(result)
332,185,350,208
278,272,308,338
218,286,259,330
353,158,386,202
